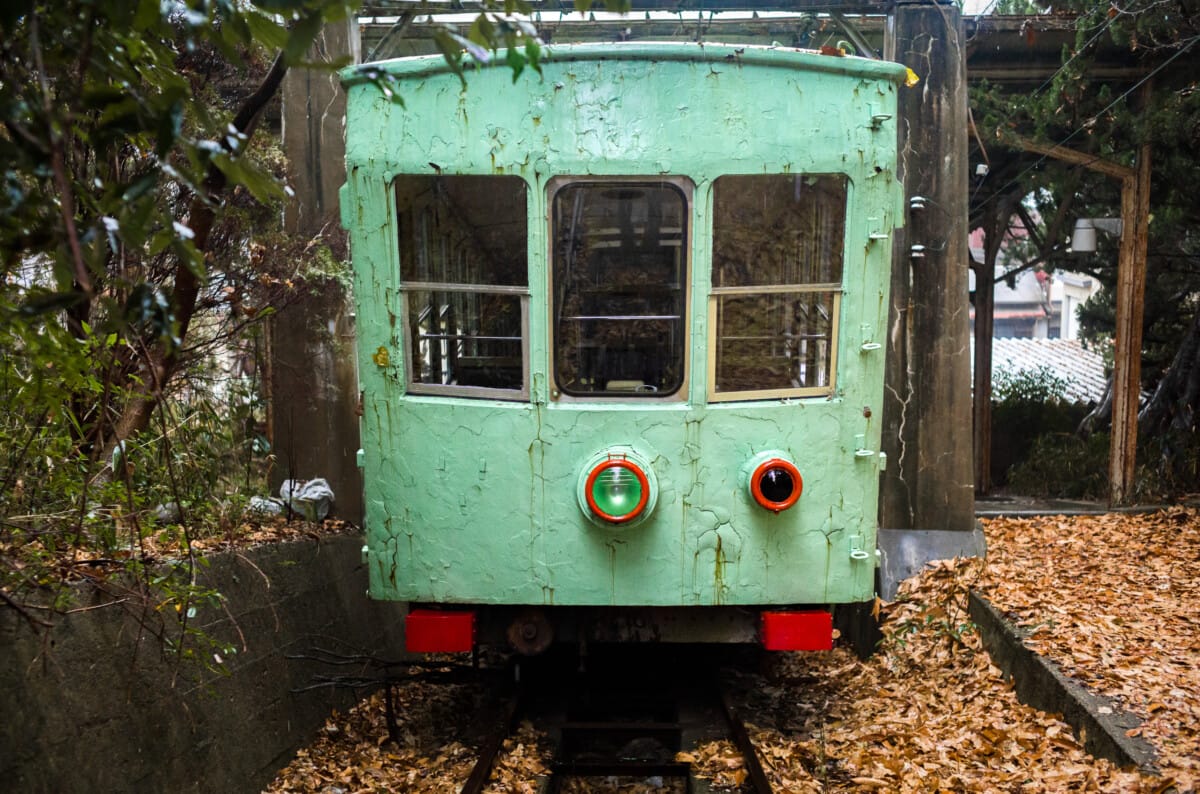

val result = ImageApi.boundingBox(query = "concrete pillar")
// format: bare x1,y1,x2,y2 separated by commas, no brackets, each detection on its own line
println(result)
881,1,975,532
272,20,364,522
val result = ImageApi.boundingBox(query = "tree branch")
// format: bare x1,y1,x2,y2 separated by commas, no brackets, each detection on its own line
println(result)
31,12,94,299
104,50,296,466
1005,133,1134,181
1013,203,1045,251
0,587,55,631
175,50,290,341
230,50,290,143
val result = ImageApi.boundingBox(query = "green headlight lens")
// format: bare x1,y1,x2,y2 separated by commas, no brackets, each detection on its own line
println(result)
590,465,645,518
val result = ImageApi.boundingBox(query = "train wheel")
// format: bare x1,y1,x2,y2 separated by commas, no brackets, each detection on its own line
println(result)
506,609,554,656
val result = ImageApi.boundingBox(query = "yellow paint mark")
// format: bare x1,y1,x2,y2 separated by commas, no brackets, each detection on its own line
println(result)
372,346,390,367
905,67,920,88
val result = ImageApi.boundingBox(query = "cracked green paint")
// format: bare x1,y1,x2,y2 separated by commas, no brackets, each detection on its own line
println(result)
342,43,906,607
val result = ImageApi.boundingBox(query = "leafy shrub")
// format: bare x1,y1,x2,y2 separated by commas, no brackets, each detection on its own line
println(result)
1006,432,1111,499
992,365,1071,404
989,366,1090,488
1007,428,1200,501
0,313,278,673
0,0,357,667
1135,429,1200,502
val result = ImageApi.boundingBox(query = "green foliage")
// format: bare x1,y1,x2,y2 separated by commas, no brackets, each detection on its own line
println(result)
1136,428,1200,500
971,0,1200,331
972,0,1200,487
0,0,356,300
992,0,1052,13
0,0,360,472
1006,428,1200,501
0,0,360,663
0,305,275,650
0,0,627,661
992,365,1071,404
1007,431,1111,498
989,366,1090,489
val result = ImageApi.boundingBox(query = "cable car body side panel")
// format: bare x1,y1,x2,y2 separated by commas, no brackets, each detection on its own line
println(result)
341,43,906,608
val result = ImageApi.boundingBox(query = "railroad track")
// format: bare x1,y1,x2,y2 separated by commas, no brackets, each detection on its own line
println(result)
461,646,776,794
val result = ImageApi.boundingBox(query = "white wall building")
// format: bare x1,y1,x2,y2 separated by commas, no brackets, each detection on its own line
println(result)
969,242,1102,340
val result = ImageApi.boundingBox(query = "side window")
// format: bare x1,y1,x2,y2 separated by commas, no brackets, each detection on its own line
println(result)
551,180,689,398
395,175,528,399
709,175,847,400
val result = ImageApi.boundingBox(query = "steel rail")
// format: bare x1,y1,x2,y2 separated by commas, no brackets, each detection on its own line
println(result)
460,695,522,794
718,686,775,794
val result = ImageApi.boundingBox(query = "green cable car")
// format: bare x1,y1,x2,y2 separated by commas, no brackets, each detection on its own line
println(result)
340,42,907,654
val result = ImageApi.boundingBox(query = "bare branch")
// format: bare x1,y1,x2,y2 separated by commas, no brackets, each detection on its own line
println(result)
0,588,55,631
31,13,94,299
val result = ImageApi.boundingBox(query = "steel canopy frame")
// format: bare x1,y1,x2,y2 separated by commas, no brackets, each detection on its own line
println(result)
360,0,895,13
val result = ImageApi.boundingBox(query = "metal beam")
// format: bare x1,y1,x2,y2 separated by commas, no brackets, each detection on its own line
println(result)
360,11,882,57
831,10,879,57
357,11,1175,91
361,0,893,13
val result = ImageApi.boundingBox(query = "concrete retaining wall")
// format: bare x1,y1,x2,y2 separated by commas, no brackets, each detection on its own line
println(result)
1,535,406,793
968,590,1157,772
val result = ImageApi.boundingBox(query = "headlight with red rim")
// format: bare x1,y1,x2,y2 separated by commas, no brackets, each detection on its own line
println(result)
577,447,658,527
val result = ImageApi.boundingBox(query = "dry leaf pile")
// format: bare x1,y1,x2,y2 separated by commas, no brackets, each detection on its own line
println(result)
976,508,1200,790
692,554,1150,792
268,509,1200,793
16,516,356,585
138,516,355,558
266,677,549,793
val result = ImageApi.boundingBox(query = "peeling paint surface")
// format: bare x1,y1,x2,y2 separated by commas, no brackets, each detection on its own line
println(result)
344,44,905,607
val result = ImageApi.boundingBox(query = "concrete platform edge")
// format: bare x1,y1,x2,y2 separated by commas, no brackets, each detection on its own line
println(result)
967,590,1159,774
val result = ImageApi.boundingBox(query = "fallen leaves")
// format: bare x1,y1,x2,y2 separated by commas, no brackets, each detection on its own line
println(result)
266,508,1199,793
267,679,549,794
690,546,1156,791
34,516,356,583
976,507,1200,792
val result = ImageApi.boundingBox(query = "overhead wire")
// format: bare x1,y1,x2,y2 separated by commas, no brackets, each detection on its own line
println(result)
970,2,1139,208
1030,11,1120,97
972,32,1200,215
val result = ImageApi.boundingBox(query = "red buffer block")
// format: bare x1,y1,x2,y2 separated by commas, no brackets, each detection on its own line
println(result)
406,609,475,653
760,610,833,651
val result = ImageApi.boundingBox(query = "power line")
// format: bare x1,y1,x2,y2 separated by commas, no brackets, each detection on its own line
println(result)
1031,11,1118,96
971,6,1120,207
974,32,1200,215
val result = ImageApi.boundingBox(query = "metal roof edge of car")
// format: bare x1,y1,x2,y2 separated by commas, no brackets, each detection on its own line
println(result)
340,41,910,87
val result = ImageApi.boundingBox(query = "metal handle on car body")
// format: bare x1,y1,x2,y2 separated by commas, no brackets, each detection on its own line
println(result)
849,535,871,561
860,323,881,352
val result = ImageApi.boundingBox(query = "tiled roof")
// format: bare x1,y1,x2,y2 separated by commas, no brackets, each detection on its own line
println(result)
970,337,1109,404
